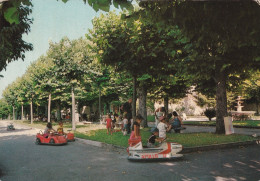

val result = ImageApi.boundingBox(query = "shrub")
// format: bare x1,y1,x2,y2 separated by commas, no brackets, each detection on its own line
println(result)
204,108,216,121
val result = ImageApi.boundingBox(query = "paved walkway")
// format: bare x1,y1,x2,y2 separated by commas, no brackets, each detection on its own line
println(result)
148,122,260,136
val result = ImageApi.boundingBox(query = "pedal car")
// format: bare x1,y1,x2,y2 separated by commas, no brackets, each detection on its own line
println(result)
35,131,67,146
7,123,15,131
127,138,183,161
66,130,75,142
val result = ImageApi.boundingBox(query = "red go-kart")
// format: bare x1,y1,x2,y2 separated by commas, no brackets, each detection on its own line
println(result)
35,130,67,146
66,130,75,142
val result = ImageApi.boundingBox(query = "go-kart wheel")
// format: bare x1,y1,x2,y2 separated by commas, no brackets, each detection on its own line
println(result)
35,138,41,145
49,138,55,144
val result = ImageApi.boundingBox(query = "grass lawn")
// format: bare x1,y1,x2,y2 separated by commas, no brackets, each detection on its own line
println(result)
147,115,155,122
184,120,260,128
75,128,257,148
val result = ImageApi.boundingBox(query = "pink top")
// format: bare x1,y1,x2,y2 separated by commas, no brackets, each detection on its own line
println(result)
106,118,112,127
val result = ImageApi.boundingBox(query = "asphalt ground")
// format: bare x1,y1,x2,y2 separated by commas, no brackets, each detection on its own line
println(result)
0,120,260,181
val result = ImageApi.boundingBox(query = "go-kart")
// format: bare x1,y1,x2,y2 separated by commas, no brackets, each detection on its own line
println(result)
66,130,75,142
35,130,67,146
7,123,15,131
127,137,183,161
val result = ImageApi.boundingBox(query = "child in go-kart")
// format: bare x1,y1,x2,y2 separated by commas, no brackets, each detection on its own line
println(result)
130,114,143,139
147,128,160,148
57,121,67,136
43,122,56,138
157,116,171,142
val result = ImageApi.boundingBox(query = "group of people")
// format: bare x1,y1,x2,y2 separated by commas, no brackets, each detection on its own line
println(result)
43,122,66,138
105,100,184,148
147,109,184,147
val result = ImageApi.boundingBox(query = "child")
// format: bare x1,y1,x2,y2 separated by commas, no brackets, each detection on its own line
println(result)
122,114,128,135
147,128,159,148
157,116,170,141
43,122,56,138
106,114,113,135
130,114,143,139
57,121,66,135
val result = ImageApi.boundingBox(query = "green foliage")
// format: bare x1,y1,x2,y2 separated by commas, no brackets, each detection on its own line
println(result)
0,98,11,119
0,0,33,72
204,108,216,121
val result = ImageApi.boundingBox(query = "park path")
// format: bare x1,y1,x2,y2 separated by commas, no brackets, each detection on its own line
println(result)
148,122,260,136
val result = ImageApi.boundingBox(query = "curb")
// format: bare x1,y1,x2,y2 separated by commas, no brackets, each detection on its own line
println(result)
183,124,260,129
181,140,260,153
76,137,260,154
75,137,126,152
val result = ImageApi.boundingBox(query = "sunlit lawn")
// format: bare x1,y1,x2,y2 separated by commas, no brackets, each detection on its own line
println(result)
75,128,257,148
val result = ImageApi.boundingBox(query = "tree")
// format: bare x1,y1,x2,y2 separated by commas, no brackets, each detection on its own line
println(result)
141,1,260,133
88,11,191,126
0,0,33,72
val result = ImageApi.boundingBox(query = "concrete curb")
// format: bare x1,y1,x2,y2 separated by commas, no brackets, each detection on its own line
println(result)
183,123,260,129
181,140,260,153
75,137,260,154
75,137,126,152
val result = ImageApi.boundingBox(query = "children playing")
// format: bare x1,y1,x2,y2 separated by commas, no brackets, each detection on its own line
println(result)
147,128,159,148
106,114,113,135
130,114,143,139
57,121,66,135
122,114,128,135
43,122,56,138
157,116,170,141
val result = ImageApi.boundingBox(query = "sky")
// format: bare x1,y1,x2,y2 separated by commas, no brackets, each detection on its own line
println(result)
0,0,106,97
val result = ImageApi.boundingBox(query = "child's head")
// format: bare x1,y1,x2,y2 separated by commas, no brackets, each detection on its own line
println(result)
159,116,166,123
135,114,143,123
123,114,127,119
106,114,111,119
59,121,63,126
47,122,52,129
172,111,178,117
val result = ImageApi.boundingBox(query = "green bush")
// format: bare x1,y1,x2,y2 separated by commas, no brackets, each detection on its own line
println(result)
204,108,216,121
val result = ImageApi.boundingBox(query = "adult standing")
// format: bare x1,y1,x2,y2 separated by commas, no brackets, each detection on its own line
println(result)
122,98,132,134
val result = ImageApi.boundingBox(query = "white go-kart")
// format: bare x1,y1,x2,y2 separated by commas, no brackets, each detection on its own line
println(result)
127,137,183,161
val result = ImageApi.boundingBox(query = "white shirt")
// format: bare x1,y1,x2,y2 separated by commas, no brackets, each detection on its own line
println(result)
157,122,168,138
123,118,128,125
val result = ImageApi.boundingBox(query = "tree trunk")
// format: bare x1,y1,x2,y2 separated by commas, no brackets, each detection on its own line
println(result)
215,64,228,134
72,88,76,131
21,104,24,120
12,106,15,121
56,101,61,121
30,101,33,124
137,82,148,127
48,93,51,123
164,96,169,116
99,86,102,120
132,75,137,119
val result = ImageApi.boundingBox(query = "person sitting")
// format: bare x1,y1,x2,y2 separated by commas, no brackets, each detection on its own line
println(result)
43,122,56,138
157,116,171,141
147,128,160,148
170,111,184,133
57,121,66,135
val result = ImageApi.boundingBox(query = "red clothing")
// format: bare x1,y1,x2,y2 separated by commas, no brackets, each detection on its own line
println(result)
106,118,112,128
